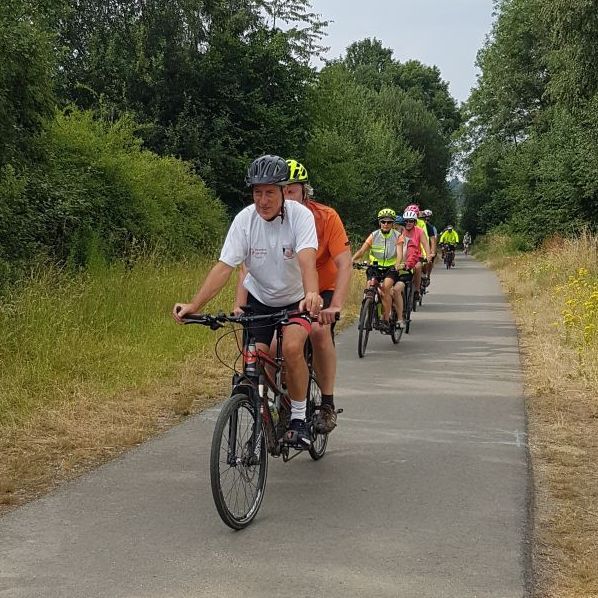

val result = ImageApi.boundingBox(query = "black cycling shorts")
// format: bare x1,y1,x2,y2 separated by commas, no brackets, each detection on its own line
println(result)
245,294,302,346
366,266,399,284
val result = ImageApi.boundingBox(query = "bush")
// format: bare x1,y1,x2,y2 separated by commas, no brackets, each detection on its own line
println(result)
0,109,228,287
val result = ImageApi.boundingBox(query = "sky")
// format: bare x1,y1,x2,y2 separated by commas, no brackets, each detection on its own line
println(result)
309,0,496,104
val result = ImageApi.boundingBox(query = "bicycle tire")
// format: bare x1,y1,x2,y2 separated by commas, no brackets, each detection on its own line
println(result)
404,285,412,334
357,296,374,358
390,307,402,344
307,374,328,460
210,393,268,530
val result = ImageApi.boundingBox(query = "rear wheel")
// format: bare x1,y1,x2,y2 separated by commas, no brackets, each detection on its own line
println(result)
210,393,267,530
390,307,402,344
358,296,374,358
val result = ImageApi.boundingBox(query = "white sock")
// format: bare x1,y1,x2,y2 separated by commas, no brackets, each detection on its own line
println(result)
290,400,306,421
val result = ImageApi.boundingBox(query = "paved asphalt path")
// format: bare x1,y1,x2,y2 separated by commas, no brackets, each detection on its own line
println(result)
0,255,530,598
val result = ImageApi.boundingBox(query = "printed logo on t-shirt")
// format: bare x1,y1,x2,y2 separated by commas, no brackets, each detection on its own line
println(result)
282,245,295,260
250,248,267,258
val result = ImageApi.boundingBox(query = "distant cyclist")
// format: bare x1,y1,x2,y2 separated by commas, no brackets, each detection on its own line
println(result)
420,209,437,285
394,214,405,233
401,209,431,297
463,231,472,254
175,155,322,448
439,225,459,248
439,225,459,266
403,203,433,300
352,208,401,332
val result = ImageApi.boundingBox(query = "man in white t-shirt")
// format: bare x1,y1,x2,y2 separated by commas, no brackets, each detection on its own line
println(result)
173,155,322,447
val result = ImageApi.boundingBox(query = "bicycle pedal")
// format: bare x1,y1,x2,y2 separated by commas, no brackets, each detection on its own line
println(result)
336,408,343,414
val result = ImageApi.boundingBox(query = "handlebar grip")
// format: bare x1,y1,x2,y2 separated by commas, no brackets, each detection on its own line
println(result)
181,313,206,322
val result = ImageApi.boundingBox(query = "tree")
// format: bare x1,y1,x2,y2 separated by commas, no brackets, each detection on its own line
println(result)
53,0,327,210
0,0,55,167
460,0,598,241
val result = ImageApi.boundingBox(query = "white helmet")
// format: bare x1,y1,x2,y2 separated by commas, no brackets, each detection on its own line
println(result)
403,210,418,220
422,209,432,217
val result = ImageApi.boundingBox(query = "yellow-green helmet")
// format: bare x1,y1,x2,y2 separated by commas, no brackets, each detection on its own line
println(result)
286,159,309,183
377,208,396,220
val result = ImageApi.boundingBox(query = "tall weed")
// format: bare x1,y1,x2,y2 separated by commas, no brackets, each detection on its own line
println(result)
0,257,235,427
477,230,598,597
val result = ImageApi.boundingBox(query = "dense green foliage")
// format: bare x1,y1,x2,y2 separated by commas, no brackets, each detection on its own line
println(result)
461,0,598,243
0,1,55,167
1,110,225,285
306,39,460,234
1,2,459,289
53,0,327,210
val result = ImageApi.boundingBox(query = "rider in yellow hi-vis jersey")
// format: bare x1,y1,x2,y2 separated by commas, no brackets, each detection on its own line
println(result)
352,208,401,331
439,226,459,246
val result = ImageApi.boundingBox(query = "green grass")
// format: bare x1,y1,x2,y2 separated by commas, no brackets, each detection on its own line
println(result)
0,258,236,427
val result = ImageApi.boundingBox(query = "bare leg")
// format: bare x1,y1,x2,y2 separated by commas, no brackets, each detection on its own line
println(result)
393,281,405,322
310,323,336,395
381,277,394,320
413,262,422,294
281,325,309,404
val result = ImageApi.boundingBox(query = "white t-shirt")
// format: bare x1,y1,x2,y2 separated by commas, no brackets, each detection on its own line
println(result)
219,200,318,306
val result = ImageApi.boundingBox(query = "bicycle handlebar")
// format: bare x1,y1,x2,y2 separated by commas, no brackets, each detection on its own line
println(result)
352,262,370,270
179,307,340,328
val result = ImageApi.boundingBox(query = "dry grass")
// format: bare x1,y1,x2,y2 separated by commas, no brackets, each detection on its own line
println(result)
0,351,233,510
0,262,364,513
476,231,598,598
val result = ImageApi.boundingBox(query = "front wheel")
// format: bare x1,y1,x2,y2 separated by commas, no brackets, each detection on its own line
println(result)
358,296,374,358
307,374,328,460
210,393,268,529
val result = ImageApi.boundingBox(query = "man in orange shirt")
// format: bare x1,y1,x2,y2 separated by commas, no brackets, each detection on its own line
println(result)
282,159,352,433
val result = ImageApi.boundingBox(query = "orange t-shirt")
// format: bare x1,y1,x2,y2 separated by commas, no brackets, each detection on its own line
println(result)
306,200,350,292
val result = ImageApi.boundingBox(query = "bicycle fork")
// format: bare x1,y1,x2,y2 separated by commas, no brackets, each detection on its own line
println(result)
225,390,264,468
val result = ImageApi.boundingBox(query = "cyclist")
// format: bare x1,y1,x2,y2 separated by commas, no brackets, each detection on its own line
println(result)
403,203,432,300
463,231,472,254
173,155,322,448
393,214,405,233
420,209,438,285
402,209,431,296
352,208,401,331
393,223,426,322
280,159,351,433
439,225,459,265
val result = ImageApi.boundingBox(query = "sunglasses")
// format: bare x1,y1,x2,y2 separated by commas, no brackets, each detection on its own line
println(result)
404,219,416,224
380,220,394,224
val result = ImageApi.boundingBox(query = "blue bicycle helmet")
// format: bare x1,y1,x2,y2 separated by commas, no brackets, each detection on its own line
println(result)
394,215,406,225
